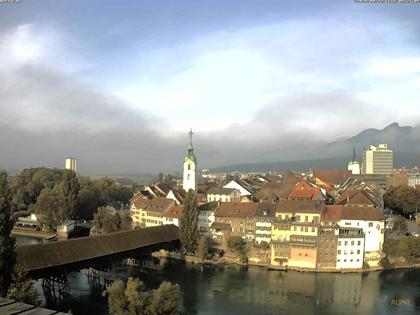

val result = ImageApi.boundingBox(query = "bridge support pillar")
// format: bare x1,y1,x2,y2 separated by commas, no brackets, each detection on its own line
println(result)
42,273,70,308
86,267,113,290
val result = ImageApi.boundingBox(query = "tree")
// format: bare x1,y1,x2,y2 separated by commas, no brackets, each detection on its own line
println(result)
179,189,199,255
120,213,133,231
93,207,123,234
384,185,420,217
228,237,249,264
35,186,68,231
105,278,180,315
7,265,39,305
61,170,80,219
197,235,213,261
148,281,180,315
0,170,16,296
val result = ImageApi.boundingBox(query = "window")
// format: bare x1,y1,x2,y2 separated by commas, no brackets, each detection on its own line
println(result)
337,259,340,262
338,250,341,255
296,215,300,222
300,227,304,232
188,164,191,170
338,241,341,246
368,222,373,227
345,241,348,246
294,226,297,231
357,250,360,254
357,240,361,246
305,227,308,232
351,241,354,245
305,215,309,222
344,259,347,262
311,227,315,232
345,222,351,226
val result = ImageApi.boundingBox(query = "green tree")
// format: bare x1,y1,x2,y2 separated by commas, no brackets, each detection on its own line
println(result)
148,281,180,315
93,207,122,234
179,190,199,255
61,170,80,219
120,213,133,231
105,278,180,315
228,237,249,264
78,177,102,220
197,235,213,261
0,170,16,296
7,265,39,304
35,186,68,231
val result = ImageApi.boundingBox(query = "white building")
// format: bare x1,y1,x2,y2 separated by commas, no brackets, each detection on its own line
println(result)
206,187,240,203
197,202,218,234
223,180,252,196
255,204,275,244
362,144,393,175
338,206,385,253
65,157,77,172
183,129,197,192
336,228,365,269
162,205,183,227
408,172,420,188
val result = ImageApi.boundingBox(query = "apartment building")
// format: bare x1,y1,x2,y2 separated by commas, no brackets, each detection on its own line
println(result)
362,144,393,175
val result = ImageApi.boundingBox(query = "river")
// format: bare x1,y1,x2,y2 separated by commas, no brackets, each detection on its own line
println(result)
16,237,419,315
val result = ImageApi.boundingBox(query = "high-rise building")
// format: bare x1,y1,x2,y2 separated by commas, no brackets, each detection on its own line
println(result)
348,146,360,175
182,129,197,191
362,144,393,175
65,157,77,172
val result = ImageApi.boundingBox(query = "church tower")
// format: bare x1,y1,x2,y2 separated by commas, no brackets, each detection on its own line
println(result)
183,128,197,192
348,146,360,175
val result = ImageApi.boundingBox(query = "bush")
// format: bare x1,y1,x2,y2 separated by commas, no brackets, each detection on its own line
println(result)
197,235,213,261
382,237,420,262
379,257,392,270
227,237,249,264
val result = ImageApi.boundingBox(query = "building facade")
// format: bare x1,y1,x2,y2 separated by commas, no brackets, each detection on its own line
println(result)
65,157,77,172
206,187,241,203
362,144,393,175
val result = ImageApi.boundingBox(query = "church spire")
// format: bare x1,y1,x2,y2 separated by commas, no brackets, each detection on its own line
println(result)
352,146,356,162
188,128,194,149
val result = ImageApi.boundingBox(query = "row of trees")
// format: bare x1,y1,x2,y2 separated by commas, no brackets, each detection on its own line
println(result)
384,185,420,217
0,170,39,303
105,277,181,315
9,167,134,230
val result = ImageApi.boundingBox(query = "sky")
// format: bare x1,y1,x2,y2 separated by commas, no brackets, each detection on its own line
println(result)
1,0,420,174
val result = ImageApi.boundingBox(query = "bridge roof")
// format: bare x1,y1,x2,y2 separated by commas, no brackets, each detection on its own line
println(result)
17,225,179,273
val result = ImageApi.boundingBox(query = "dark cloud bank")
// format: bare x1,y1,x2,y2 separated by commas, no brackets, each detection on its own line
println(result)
1,62,420,176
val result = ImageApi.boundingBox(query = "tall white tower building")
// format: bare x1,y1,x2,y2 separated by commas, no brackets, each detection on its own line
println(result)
65,157,77,172
362,144,393,175
183,129,197,192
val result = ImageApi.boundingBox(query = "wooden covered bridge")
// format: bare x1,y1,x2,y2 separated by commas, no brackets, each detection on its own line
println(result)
16,225,180,308
17,224,180,277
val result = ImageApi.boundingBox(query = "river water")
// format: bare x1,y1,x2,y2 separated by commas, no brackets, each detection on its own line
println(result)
16,237,420,315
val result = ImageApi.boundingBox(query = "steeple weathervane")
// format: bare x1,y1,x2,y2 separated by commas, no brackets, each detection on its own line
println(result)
352,146,356,162
188,128,194,146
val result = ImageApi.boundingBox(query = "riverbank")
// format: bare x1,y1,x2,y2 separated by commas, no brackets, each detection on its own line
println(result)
12,228,56,239
153,250,420,274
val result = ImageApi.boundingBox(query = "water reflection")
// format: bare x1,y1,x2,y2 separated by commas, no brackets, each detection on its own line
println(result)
29,257,420,315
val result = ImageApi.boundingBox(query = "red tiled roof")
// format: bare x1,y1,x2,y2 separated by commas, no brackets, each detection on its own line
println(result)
132,197,150,209
215,202,258,218
336,190,375,206
322,205,342,221
210,222,231,230
275,200,323,213
288,181,321,200
340,206,384,221
163,205,183,218
312,169,352,187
